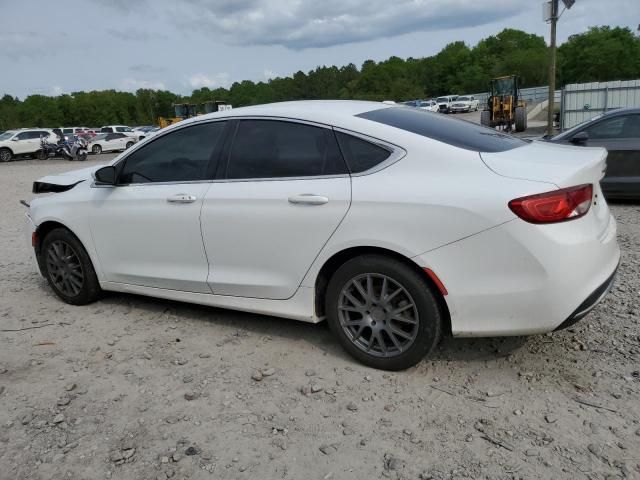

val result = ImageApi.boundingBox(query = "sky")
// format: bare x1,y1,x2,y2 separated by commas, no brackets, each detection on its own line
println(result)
1,0,638,98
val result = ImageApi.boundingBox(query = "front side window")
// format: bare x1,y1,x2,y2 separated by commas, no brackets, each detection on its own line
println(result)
118,121,226,184
585,115,640,139
226,120,347,179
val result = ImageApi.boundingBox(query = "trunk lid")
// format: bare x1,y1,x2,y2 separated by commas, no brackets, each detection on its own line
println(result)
480,140,607,188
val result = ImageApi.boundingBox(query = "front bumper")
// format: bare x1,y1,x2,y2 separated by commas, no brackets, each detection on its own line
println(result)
450,106,470,113
24,212,41,275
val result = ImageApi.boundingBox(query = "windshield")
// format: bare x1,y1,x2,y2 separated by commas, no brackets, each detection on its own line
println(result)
456,96,470,101
0,132,15,141
436,97,448,103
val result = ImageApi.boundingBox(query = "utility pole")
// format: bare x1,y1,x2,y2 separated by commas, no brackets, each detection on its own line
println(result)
546,0,558,136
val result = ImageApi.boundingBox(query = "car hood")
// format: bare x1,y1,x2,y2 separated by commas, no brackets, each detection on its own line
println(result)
33,165,103,193
480,140,607,188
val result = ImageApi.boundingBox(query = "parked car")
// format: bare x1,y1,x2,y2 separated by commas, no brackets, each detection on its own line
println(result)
546,107,640,199
25,101,619,370
100,125,144,141
449,96,480,113
0,128,56,162
88,133,137,154
417,100,439,113
436,95,458,113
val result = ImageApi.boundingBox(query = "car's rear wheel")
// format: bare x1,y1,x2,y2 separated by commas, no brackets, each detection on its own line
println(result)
41,228,101,305
92,144,102,155
325,255,442,370
0,148,12,162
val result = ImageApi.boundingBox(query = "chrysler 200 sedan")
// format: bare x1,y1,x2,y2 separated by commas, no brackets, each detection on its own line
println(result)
24,101,619,370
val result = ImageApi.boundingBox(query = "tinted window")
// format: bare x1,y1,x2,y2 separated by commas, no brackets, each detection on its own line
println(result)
116,127,125,132
226,120,347,179
105,134,117,141
585,115,640,139
119,121,226,184
357,107,526,152
335,132,391,173
101,127,113,133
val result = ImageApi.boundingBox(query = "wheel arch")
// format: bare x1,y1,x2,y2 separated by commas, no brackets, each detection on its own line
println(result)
313,246,451,335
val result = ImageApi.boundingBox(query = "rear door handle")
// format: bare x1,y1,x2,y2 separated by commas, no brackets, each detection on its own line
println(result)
167,194,197,204
288,194,329,205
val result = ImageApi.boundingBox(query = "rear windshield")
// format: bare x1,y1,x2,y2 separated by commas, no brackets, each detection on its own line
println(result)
357,107,526,153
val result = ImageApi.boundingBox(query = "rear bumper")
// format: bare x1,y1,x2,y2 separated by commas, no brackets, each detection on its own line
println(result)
414,210,620,337
554,265,617,331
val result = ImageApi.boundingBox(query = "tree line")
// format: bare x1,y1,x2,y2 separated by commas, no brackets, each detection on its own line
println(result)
1,26,638,130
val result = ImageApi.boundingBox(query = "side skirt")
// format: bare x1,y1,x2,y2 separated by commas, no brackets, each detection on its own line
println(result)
99,282,320,323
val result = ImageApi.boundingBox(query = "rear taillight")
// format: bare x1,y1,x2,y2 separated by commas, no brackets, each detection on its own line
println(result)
508,184,593,224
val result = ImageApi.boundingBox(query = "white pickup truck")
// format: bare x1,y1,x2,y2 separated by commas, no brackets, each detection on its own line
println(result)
436,95,458,113
449,95,480,113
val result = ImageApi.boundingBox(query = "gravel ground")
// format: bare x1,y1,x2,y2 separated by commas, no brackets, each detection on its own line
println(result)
0,155,639,480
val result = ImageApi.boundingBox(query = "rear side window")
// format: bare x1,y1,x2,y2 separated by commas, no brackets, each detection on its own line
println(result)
101,127,113,133
357,107,526,152
118,121,226,184
335,132,391,173
226,120,347,179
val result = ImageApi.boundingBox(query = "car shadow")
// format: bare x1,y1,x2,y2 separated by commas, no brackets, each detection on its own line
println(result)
98,292,529,368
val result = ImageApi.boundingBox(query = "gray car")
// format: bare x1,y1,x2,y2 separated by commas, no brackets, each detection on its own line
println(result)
548,108,640,199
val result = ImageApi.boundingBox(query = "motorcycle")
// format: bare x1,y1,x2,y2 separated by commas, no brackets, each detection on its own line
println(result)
35,136,87,161
36,137,58,160
59,137,88,161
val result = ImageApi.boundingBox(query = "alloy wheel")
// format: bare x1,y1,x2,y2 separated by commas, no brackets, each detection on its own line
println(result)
46,240,84,297
0,149,11,162
338,273,419,358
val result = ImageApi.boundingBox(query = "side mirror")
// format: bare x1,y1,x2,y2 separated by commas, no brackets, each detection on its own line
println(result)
570,131,589,145
94,166,116,185
11,137,19,141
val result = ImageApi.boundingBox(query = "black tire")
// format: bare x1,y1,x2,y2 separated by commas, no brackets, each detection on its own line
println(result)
77,150,88,161
515,106,527,132
92,144,102,155
125,141,134,149
0,148,12,162
36,149,48,161
480,110,491,127
325,255,443,370
41,228,101,305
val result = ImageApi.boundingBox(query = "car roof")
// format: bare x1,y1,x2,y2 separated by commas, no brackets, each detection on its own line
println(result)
600,107,640,117
175,100,387,128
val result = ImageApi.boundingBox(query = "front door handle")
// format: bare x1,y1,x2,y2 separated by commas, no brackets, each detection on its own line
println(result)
288,194,329,205
167,194,197,204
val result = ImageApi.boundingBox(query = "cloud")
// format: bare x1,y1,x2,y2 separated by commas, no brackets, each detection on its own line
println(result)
121,78,167,91
170,0,523,49
129,64,167,74
0,31,68,60
263,69,279,80
186,73,230,89
107,28,167,42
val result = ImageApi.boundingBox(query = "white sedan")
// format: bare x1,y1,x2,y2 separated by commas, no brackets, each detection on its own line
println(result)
88,133,137,154
24,101,619,370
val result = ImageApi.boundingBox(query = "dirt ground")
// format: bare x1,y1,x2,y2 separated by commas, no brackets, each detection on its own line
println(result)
0,155,639,480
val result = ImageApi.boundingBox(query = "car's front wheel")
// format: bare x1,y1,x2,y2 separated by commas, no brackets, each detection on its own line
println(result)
325,255,443,370
0,148,12,162
41,228,101,305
